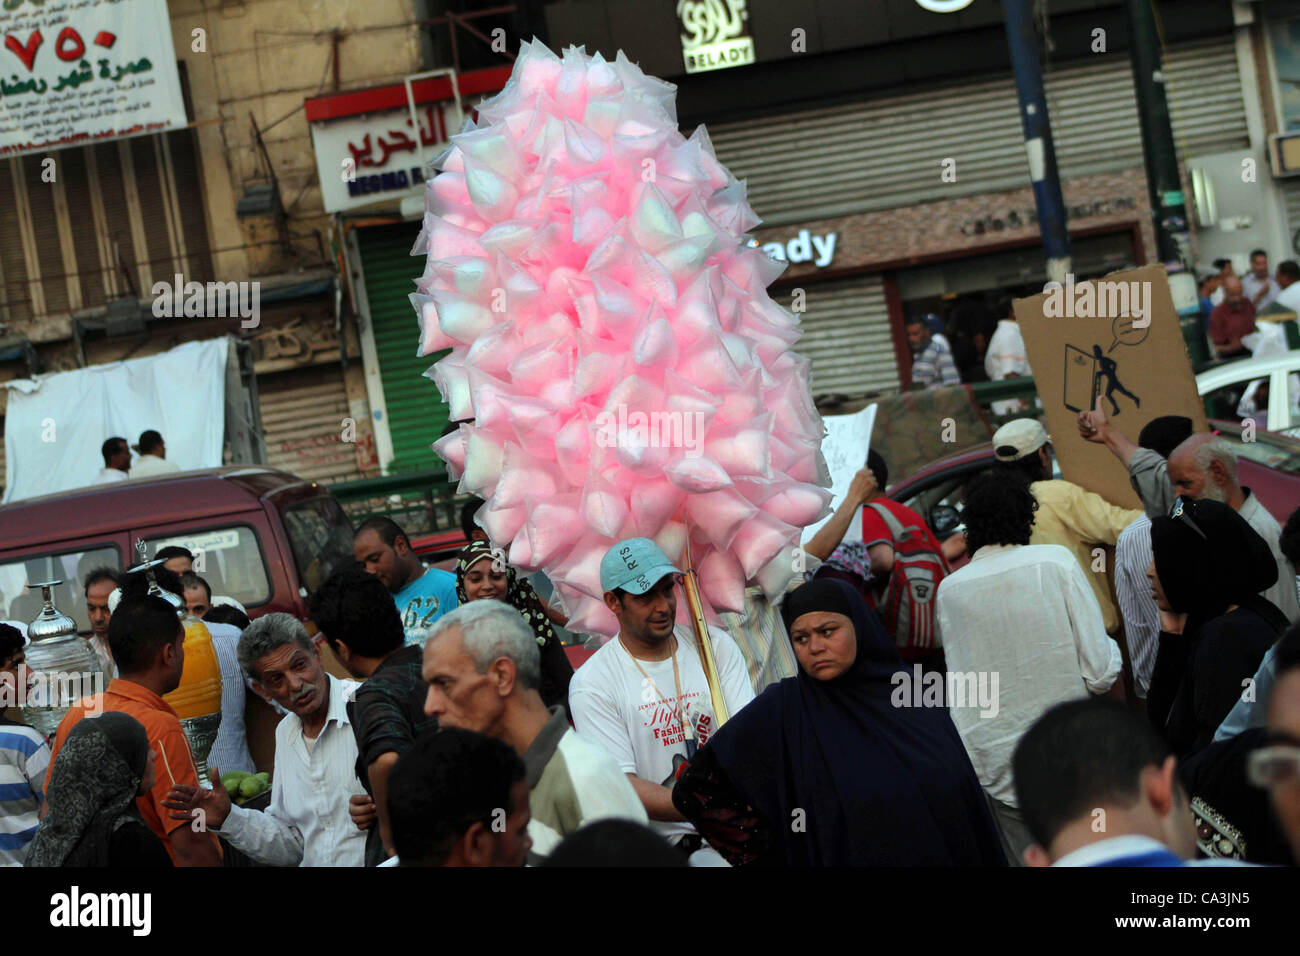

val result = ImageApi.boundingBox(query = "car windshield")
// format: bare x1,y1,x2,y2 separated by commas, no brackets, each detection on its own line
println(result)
281,497,355,595
1217,425,1300,475
0,544,122,635
144,526,271,609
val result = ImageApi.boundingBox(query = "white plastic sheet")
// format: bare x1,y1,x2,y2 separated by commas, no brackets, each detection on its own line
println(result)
3,338,228,503
800,403,877,545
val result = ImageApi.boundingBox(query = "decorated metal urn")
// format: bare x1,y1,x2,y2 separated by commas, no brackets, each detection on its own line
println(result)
20,581,104,740
131,545,223,787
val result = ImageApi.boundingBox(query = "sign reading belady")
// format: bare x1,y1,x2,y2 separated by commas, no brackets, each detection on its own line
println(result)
1013,264,1209,509
678,0,755,74
0,0,186,158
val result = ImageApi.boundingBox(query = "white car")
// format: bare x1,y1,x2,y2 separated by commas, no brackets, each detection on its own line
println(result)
1196,350,1300,439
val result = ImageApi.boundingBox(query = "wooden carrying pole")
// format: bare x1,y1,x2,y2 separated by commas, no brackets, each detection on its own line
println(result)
682,539,728,727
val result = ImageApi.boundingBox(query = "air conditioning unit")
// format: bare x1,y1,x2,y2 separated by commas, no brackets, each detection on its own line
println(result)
104,296,146,337
1268,132,1300,177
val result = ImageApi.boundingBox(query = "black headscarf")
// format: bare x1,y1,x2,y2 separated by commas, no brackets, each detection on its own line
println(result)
25,712,151,867
455,540,558,647
1147,498,1288,745
1151,498,1279,627
707,579,1005,866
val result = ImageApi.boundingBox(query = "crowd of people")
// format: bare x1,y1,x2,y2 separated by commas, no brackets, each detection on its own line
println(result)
3,409,1299,868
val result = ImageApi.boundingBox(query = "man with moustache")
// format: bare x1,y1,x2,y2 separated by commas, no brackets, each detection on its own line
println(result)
1166,434,1300,625
567,538,754,864
83,568,121,677
163,613,367,866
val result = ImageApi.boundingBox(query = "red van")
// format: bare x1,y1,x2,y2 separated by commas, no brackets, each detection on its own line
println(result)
0,466,358,767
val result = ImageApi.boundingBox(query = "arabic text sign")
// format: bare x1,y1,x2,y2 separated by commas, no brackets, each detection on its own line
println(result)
0,0,186,158
311,99,465,213
154,529,241,556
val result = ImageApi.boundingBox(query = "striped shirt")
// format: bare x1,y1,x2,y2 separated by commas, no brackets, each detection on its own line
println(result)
910,336,961,388
0,720,50,866
718,587,800,694
206,622,256,775
1115,515,1159,700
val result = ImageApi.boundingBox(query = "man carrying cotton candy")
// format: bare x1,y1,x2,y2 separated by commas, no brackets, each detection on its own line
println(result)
567,538,754,866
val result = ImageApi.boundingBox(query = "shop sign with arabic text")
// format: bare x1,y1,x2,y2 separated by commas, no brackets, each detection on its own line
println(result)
309,99,467,213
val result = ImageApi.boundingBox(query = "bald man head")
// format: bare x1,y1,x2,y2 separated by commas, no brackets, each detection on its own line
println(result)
1166,433,1242,508
1222,274,1245,305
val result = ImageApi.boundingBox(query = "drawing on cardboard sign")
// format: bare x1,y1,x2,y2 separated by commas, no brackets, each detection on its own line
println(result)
1063,343,1142,415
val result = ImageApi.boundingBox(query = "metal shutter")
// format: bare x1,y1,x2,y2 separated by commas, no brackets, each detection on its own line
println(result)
0,164,31,323
165,129,215,284
59,148,107,309
775,275,898,396
357,223,452,473
22,154,68,315
94,142,141,295
708,36,1249,226
258,364,362,484
129,137,173,285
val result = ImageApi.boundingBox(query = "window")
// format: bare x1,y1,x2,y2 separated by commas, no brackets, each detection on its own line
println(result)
281,498,355,595
144,526,271,609
0,544,121,635
1272,19,1300,132
1221,429,1300,475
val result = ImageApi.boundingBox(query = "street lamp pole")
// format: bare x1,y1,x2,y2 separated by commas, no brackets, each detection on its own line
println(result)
1002,0,1072,284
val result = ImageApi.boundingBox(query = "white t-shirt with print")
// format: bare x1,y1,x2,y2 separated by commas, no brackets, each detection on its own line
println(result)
568,623,756,845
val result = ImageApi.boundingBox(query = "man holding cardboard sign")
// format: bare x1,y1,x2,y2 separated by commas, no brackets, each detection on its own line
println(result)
1013,265,1210,511
1012,265,1211,638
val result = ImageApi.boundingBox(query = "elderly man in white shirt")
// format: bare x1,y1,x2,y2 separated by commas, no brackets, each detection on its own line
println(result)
164,613,367,866
935,472,1123,867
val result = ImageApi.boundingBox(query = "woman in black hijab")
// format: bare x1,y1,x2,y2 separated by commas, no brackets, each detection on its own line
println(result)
672,578,1005,866
1147,497,1290,758
26,712,172,867
455,540,574,716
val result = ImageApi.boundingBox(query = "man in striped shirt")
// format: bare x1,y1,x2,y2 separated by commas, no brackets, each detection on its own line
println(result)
0,624,49,866
906,315,961,389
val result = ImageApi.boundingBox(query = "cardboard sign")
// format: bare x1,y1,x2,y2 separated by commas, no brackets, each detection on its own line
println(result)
1012,264,1208,509
801,404,877,544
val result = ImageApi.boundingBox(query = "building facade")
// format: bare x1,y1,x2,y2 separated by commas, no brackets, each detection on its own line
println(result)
2,0,1292,493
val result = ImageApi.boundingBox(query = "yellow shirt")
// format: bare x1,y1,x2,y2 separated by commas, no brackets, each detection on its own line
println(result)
1028,479,1143,633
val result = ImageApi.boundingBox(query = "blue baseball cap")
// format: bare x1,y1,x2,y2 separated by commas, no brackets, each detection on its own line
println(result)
599,538,682,595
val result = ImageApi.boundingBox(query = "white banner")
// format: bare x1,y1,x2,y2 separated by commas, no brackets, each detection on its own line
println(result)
0,0,187,158
2,337,228,503
800,403,877,545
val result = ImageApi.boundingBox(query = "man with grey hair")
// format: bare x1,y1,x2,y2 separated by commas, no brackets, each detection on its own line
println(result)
422,600,647,862
163,612,368,866
1167,433,1300,624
